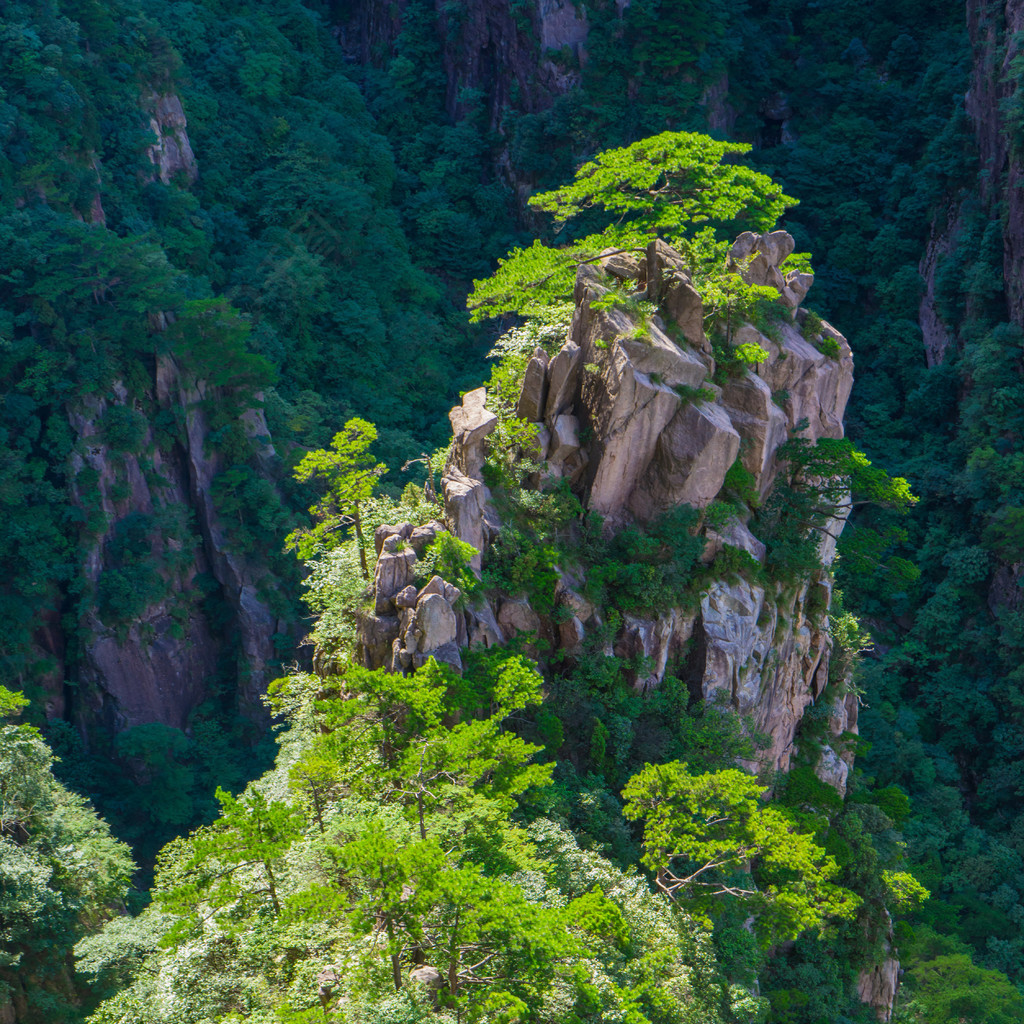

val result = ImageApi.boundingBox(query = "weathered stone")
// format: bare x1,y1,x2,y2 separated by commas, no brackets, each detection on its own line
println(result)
783,270,814,310
394,585,418,610
720,369,789,493
529,424,551,462
630,399,740,519
731,230,796,290
357,614,400,670
415,640,463,673
373,549,417,614
497,598,542,640
409,965,445,1005
704,519,767,565
543,340,581,420
700,579,774,714
548,414,580,464
662,274,708,351
418,575,446,600
761,319,853,441
556,577,595,622
618,611,679,691
815,744,850,796
644,238,690,298
758,230,796,267
729,231,759,263
466,601,503,649
558,615,586,652
516,348,550,422
441,469,488,571
415,593,458,651
409,522,443,554
448,387,497,479
375,522,413,556
857,917,899,1023
580,331,684,516
619,321,708,388
599,247,642,281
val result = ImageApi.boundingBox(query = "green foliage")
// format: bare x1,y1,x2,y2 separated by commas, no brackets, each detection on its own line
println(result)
415,531,480,599
622,761,860,946
155,785,304,946
0,687,29,719
0,724,134,1023
579,506,705,616
287,418,387,571
468,132,795,321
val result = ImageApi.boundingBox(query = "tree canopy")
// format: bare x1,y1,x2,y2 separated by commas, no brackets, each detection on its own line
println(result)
468,131,797,321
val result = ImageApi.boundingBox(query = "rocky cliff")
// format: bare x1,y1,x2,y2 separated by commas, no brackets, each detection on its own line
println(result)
35,94,285,743
356,230,895,1011
363,230,854,769
64,356,282,736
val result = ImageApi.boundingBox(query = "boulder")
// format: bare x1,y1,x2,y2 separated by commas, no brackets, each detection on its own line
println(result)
720,369,789,492
408,521,444,554
599,247,642,281
815,744,850,796
782,270,814,310
515,347,550,422
704,519,767,565
761,319,853,441
373,549,417,614
558,615,586,652
415,593,458,651
544,340,582,420
700,579,773,714
644,238,690,296
357,614,400,670
394,585,418,610
580,336,683,516
618,611,679,691
466,601,504,649
548,414,581,464
442,469,488,571
618,321,707,388
645,239,709,351
415,640,463,673
630,399,740,519
662,274,708,350
497,598,542,640
417,575,446,600
409,965,445,1005
730,230,796,290
374,522,413,556
448,387,497,478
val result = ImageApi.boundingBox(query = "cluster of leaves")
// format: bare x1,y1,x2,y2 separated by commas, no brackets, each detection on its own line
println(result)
467,132,795,323
0,690,134,1024
81,654,747,1024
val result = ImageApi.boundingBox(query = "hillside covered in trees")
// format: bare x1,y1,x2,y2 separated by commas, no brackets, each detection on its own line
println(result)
4,0,1024,1022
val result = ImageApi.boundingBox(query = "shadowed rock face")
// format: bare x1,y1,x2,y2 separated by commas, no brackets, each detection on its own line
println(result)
66,355,283,736
360,235,856,777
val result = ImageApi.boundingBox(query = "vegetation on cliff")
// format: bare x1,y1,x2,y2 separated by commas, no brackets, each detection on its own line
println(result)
5,0,1024,1022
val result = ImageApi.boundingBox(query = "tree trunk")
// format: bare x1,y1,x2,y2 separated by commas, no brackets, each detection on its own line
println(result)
353,502,369,579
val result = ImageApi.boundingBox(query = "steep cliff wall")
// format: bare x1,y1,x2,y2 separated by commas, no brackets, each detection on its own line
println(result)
65,356,281,736
32,95,286,742
355,231,897,1012
336,0,587,122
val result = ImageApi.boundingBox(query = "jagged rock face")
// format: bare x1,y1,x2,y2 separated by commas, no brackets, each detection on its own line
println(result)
66,356,282,734
144,93,198,185
359,234,858,784
336,0,584,125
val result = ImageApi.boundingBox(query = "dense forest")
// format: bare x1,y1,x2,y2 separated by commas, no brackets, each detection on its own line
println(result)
5,0,1024,1021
